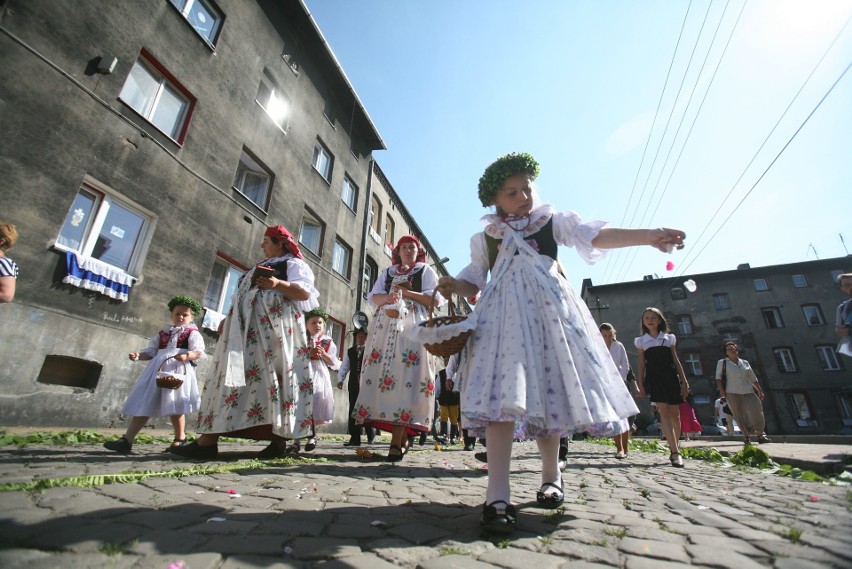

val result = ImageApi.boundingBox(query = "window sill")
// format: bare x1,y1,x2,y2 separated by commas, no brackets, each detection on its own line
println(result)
311,167,332,186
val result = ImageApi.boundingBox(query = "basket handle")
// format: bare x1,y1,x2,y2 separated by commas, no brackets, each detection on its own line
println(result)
427,289,456,323
157,355,188,374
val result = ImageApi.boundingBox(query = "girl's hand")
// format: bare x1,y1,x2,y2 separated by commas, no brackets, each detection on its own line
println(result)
128,352,139,361
175,353,189,362
650,228,686,253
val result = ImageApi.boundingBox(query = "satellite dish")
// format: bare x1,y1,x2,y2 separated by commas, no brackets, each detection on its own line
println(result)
352,311,369,331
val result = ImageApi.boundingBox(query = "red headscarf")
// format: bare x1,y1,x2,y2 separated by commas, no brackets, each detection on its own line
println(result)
264,225,302,259
392,235,426,266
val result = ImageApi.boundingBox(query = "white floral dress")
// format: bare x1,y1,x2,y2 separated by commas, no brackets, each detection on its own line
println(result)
308,333,340,424
196,254,318,440
454,204,638,438
353,263,442,435
122,325,205,417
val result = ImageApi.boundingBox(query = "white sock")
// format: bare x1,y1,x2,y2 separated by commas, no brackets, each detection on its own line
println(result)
536,433,562,495
484,422,514,507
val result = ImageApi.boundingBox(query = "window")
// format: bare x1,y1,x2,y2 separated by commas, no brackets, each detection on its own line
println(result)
169,0,223,46
761,306,785,329
676,315,693,335
786,392,816,427
298,212,324,257
791,274,809,288
384,215,395,247
670,287,686,300
203,255,245,315
683,353,702,377
326,316,344,352
802,304,825,326
713,293,731,310
119,50,194,143
721,331,740,344
332,238,352,278
323,96,336,126
816,345,842,371
369,195,382,238
256,70,289,130
55,176,155,275
341,175,358,211
233,149,273,210
834,391,852,426
363,256,377,298
773,347,798,373
281,41,300,74
312,140,333,183
753,278,769,291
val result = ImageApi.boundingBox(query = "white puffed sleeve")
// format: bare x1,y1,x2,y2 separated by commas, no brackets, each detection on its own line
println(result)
286,257,319,312
187,330,207,362
140,331,161,358
456,233,488,291
552,210,609,265
420,264,445,308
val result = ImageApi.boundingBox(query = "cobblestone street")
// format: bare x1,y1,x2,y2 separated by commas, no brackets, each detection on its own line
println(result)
0,437,850,568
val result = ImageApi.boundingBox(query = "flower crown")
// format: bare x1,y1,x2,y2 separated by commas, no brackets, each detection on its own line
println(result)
477,152,540,207
168,295,203,315
305,307,330,322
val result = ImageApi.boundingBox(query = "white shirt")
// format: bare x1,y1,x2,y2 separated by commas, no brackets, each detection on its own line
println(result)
607,340,630,380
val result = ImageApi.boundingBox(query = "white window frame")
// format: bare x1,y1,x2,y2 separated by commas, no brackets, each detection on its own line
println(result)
341,175,358,212
835,391,852,426
299,213,324,257
816,345,842,371
802,304,825,327
363,257,376,299
786,392,816,427
119,51,193,143
332,238,352,278
312,140,333,183
369,195,382,235
791,274,809,288
233,149,273,210
676,315,693,336
774,347,798,373
713,293,731,310
762,306,785,329
169,0,223,46
256,70,289,130
203,256,245,315
384,214,395,247
326,316,344,353
753,278,769,291
54,176,156,277
683,353,702,377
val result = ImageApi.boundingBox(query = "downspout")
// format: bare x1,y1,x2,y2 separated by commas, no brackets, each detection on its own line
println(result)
356,159,375,313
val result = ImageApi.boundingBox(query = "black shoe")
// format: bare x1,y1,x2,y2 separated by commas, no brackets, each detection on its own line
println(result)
536,480,564,509
387,444,405,462
257,440,291,459
367,437,375,444
474,451,488,463
343,438,361,447
464,443,475,451
171,441,218,460
304,438,317,452
104,436,132,454
480,501,516,534
165,438,188,453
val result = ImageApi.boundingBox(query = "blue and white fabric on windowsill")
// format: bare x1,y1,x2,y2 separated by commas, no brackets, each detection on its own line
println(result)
62,251,133,302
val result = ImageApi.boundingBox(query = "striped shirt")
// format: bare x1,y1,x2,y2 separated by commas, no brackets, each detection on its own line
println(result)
0,257,18,279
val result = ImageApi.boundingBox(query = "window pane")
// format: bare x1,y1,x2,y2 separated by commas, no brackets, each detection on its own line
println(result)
222,267,242,314
186,0,218,41
120,62,159,118
58,191,97,251
204,262,226,308
240,171,270,207
93,201,144,271
300,220,321,254
150,83,187,138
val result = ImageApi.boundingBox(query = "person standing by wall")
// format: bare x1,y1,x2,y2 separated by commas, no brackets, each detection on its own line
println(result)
715,342,769,444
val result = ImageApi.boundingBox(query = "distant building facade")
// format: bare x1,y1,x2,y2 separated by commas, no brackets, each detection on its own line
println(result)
0,0,450,429
581,257,852,435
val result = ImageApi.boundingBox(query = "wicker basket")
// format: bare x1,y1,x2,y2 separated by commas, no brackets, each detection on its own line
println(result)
155,357,187,390
420,291,471,357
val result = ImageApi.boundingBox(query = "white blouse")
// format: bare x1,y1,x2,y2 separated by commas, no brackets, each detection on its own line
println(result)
634,333,677,350
367,262,442,309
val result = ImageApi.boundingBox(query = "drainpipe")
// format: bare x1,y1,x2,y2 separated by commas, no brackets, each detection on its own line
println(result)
355,159,375,313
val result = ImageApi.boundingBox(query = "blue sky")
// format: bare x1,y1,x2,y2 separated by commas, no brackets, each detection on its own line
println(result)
305,0,852,290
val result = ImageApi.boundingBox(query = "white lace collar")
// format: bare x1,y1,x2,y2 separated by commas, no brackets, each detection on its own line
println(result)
482,204,555,238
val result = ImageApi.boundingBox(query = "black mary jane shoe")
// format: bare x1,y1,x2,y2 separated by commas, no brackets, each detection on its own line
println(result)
170,441,218,460
480,501,517,535
536,480,564,509
103,436,132,454
386,444,405,462
303,438,317,452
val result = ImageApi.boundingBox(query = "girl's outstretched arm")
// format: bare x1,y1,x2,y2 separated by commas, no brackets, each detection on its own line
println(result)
592,227,685,252
436,276,479,299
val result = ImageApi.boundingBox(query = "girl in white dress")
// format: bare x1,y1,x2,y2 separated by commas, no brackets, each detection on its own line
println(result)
104,296,205,454
437,152,685,534
301,307,340,452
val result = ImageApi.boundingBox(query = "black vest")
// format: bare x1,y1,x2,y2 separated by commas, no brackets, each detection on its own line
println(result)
484,217,558,270
383,264,425,293
346,344,364,387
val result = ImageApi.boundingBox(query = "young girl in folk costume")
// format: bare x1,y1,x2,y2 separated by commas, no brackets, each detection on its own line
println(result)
635,307,690,466
299,307,340,452
353,235,444,462
437,152,685,534
104,296,205,454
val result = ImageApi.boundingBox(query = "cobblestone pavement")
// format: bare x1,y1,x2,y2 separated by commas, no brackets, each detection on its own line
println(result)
0,437,850,568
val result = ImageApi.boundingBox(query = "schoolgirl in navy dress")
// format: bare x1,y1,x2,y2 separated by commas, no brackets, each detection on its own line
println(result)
436,152,686,534
634,307,689,467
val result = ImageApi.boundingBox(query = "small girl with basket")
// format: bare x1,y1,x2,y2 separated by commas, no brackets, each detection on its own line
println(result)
298,307,340,452
103,296,205,454
436,152,685,534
